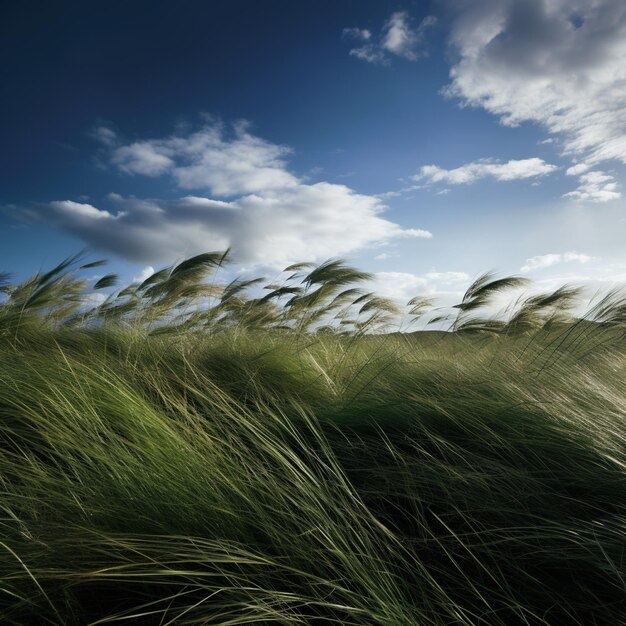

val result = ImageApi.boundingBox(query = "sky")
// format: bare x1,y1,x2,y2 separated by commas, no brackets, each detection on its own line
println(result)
2,0,626,306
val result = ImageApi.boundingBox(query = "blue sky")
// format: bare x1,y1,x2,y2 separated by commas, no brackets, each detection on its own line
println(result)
2,0,626,304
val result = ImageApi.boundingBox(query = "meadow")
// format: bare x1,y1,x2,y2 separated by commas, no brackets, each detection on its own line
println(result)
1,252,626,624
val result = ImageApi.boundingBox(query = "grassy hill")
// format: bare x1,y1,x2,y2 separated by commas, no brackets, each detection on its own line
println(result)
1,254,626,624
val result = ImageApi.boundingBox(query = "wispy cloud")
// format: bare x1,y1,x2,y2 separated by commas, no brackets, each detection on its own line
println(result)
520,251,593,273
341,27,371,41
562,170,621,203
381,12,437,61
413,157,557,185
343,11,436,65
375,184,423,199
374,252,394,261
423,271,469,284
91,125,118,147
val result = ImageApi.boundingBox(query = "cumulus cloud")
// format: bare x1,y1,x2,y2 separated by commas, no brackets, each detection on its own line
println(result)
445,0,626,195
520,251,593,273
344,11,436,65
109,122,297,195
45,188,429,267
414,157,557,185
36,123,431,267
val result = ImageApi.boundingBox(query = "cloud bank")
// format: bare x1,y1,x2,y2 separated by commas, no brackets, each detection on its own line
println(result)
39,123,431,266
445,0,626,201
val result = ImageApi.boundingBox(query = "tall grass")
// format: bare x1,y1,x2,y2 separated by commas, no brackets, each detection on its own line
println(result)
1,252,626,624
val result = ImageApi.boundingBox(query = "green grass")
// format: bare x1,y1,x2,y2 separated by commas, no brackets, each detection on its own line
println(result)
2,254,626,624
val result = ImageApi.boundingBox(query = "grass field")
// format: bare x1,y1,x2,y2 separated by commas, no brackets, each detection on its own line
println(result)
1,253,626,624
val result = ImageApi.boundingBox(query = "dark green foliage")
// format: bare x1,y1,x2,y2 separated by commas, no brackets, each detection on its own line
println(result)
93,273,118,290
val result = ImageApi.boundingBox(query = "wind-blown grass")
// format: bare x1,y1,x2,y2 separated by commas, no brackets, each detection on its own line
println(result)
1,252,626,624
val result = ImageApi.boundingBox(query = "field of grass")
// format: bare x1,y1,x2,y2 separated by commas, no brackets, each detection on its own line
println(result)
1,253,626,624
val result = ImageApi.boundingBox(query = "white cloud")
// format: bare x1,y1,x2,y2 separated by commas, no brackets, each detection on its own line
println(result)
403,228,432,238
414,157,557,185
372,272,428,300
109,123,297,195
342,27,371,41
84,292,108,306
132,266,155,284
565,163,590,176
520,251,593,273
371,270,468,305
565,163,621,202
349,46,388,65
382,12,437,61
445,0,626,191
112,142,175,177
562,170,621,203
423,271,469,284
376,184,423,199
92,125,118,147
36,123,432,267
49,200,113,220
45,188,429,267
344,11,436,65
